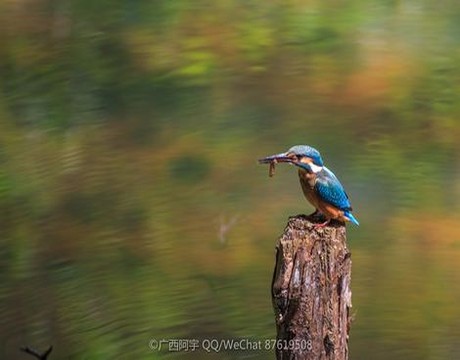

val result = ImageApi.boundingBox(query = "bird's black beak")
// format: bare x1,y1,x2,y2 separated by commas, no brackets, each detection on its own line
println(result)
258,152,294,164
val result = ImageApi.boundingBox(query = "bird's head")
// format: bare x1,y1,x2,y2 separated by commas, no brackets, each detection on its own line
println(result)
258,145,324,173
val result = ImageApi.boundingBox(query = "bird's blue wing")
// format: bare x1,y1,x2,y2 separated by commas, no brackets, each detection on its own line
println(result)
314,167,352,211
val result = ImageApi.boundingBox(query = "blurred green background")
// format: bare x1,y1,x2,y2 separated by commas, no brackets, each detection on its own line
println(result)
1,1,460,359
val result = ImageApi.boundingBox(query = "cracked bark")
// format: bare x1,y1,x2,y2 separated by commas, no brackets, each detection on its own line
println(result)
271,215,352,360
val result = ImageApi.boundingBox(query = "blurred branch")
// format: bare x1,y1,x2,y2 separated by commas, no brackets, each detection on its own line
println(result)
20,345,53,360
218,214,239,244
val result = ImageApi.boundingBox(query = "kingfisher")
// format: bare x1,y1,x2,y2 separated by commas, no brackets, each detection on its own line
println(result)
259,145,359,227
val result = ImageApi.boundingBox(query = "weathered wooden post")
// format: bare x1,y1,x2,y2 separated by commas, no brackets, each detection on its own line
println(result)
271,215,352,360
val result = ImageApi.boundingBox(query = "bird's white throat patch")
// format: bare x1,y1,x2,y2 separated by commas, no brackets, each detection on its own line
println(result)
290,161,323,173
310,163,323,173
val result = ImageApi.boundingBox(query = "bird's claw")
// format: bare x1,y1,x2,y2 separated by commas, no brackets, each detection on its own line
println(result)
314,219,331,228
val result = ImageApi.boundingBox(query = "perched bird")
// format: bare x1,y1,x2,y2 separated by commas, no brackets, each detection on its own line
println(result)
259,145,359,227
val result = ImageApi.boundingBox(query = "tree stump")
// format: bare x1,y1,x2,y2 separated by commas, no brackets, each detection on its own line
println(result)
271,215,352,360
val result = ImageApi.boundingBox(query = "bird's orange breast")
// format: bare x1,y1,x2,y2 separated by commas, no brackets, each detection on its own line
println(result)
298,169,346,222
298,169,320,208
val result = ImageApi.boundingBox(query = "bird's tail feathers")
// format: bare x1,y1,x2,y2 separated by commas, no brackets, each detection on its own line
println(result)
344,211,359,226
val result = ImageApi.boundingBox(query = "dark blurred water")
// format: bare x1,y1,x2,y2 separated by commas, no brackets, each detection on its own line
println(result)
1,1,460,359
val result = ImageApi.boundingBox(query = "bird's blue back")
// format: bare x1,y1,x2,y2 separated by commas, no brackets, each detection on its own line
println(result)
314,167,352,211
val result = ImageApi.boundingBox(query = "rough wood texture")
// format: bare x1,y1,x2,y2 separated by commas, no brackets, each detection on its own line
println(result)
272,215,352,360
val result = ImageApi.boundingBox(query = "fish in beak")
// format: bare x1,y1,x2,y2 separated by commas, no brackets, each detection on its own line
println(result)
258,152,295,177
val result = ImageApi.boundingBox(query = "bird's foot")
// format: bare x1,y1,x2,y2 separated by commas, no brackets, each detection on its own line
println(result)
314,219,331,228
